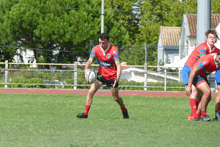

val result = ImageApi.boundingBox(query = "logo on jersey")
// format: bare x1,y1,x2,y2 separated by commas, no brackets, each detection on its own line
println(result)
107,54,110,58
203,61,207,65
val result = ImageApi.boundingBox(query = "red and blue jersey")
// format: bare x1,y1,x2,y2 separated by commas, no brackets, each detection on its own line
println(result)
185,42,219,68
90,44,120,80
191,53,220,77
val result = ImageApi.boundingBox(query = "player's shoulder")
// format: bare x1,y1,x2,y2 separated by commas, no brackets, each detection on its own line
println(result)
196,42,208,50
109,44,118,52
92,45,101,51
204,53,216,62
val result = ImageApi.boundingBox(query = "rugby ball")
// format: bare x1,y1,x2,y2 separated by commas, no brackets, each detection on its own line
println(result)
87,69,97,84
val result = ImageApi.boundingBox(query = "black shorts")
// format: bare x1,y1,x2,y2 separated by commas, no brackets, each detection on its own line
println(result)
97,73,118,88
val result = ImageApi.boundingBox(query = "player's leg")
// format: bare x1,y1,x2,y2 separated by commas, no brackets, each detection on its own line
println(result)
214,84,220,120
214,70,220,120
195,82,211,121
110,85,129,119
182,65,197,120
188,85,198,120
77,80,103,118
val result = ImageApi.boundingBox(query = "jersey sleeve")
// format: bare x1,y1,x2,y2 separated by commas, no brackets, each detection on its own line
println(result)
195,60,207,71
89,48,96,59
197,48,208,59
112,48,120,62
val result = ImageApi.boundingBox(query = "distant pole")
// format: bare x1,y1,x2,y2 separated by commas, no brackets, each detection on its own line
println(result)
101,0,104,33
196,0,211,46
144,43,147,91
144,43,147,65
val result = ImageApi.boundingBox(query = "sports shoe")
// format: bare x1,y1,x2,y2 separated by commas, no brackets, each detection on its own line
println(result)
216,111,220,121
122,109,129,119
188,115,193,121
193,117,201,121
213,117,218,121
77,113,88,118
201,115,211,122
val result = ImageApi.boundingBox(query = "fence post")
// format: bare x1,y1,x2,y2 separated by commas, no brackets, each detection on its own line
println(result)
144,63,147,91
164,68,167,91
5,60,8,88
74,62,77,90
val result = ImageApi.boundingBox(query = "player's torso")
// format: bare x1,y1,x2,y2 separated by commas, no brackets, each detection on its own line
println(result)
185,42,213,68
94,45,116,68
196,54,220,77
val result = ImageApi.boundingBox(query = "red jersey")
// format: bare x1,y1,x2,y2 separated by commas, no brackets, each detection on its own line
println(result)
90,44,120,80
185,42,219,68
191,53,220,77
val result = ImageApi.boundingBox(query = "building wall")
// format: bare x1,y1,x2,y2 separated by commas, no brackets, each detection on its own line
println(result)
164,49,179,64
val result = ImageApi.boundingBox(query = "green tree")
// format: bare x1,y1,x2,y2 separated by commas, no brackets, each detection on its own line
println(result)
134,0,197,66
106,0,140,44
212,0,220,14
0,0,129,66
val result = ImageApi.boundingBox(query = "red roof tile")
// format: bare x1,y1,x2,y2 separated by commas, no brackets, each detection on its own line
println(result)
186,14,220,37
160,26,181,46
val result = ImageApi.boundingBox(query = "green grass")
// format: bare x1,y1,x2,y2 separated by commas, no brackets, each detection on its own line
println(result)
0,94,220,147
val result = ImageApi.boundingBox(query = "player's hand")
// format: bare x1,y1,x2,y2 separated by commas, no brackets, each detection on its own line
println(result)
113,77,119,88
85,69,90,80
185,86,192,96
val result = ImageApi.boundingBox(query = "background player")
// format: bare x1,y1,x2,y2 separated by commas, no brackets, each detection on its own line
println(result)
182,30,219,120
77,33,129,119
185,51,220,121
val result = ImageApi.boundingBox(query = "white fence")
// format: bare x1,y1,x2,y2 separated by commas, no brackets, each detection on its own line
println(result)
0,61,217,91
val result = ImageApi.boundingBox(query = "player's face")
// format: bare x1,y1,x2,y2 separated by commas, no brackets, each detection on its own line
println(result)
206,33,217,47
99,38,109,50
216,55,220,65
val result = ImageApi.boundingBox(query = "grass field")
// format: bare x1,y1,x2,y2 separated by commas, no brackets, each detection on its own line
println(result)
0,93,220,147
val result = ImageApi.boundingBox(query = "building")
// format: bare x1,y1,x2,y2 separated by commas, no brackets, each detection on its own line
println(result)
157,26,181,71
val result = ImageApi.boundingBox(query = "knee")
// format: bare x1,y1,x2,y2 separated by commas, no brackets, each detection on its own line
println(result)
191,90,198,98
203,89,211,97
88,88,96,96
114,96,121,101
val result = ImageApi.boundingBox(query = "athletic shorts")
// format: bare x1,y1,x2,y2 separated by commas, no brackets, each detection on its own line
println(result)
97,73,118,88
192,73,210,87
215,69,220,85
182,65,191,85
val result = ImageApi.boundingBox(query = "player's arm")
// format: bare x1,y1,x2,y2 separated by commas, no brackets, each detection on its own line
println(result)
185,67,198,96
185,59,207,96
85,49,96,79
185,67,197,96
197,48,207,58
113,60,121,88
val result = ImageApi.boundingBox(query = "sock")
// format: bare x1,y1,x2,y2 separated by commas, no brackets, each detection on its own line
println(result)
193,112,201,119
215,110,218,117
121,107,127,112
190,98,197,117
201,111,207,116
84,105,91,115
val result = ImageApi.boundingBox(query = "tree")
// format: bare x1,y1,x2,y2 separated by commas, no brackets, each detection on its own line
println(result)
106,0,140,44
0,0,129,67
133,0,197,66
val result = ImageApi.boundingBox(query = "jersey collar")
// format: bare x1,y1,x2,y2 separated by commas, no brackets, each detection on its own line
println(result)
207,42,215,52
100,43,110,55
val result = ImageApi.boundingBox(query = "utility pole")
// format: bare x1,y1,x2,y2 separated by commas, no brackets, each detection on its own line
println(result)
101,0,104,33
196,0,211,46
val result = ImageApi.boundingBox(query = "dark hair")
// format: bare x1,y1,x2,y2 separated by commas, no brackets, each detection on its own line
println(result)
99,33,110,40
218,50,220,55
205,29,219,40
